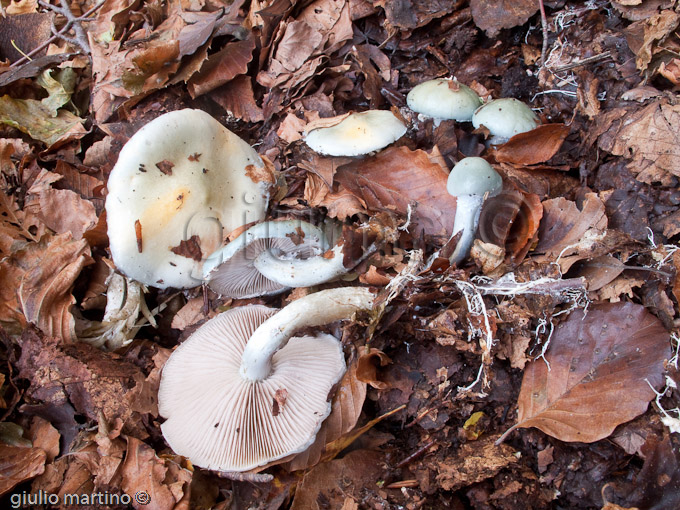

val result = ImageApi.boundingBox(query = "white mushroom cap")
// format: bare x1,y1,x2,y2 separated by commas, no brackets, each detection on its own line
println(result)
471,98,540,140
304,110,407,156
406,78,482,122
446,157,503,198
203,220,333,298
105,109,269,289
158,305,346,471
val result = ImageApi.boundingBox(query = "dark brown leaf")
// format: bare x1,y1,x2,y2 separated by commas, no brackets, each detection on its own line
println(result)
470,0,538,37
170,235,202,261
506,302,670,443
187,37,256,98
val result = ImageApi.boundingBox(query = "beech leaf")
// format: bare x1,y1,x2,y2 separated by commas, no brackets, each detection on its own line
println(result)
503,302,670,443
0,445,46,496
334,146,458,240
493,124,570,166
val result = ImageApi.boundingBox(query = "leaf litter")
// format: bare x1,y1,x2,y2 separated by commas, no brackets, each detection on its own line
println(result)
0,1,680,509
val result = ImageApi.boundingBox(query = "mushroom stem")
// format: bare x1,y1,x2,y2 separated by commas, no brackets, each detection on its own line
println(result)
240,287,374,381
253,245,348,287
448,194,484,265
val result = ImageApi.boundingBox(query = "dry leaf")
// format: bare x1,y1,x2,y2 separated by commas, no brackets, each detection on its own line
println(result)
0,444,46,496
503,302,670,443
470,0,538,37
493,124,570,166
187,37,256,98
334,146,457,240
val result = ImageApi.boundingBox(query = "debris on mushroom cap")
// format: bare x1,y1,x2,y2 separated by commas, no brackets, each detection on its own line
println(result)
446,157,503,197
203,220,332,298
105,109,270,289
304,110,407,156
406,78,482,122
471,98,540,140
158,305,346,472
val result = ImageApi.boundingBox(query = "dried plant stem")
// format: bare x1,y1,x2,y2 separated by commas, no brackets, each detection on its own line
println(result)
539,0,549,68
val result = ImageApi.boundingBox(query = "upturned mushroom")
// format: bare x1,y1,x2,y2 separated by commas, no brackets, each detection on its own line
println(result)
158,286,374,472
471,98,540,145
447,157,503,265
105,109,270,289
203,218,387,298
406,78,482,124
202,220,344,298
304,110,407,156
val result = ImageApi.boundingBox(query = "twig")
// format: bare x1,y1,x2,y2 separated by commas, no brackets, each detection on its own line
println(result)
395,440,436,468
539,0,549,68
11,0,106,67
552,51,613,73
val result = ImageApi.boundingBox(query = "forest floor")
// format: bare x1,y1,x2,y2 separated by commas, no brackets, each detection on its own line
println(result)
1,0,680,509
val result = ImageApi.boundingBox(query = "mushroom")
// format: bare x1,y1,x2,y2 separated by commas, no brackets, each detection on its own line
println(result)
471,98,540,145
406,78,482,124
105,109,270,289
158,286,374,472
304,110,407,156
202,220,345,298
446,157,503,265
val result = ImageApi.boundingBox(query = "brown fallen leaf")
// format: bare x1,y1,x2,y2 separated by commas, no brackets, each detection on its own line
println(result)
595,98,680,185
334,146,457,240
492,124,571,166
470,0,538,37
290,449,385,510
0,233,92,339
187,37,256,98
436,434,519,491
121,437,192,510
500,302,670,444
0,444,46,496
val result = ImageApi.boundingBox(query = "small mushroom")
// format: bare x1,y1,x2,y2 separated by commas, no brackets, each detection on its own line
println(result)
105,109,270,289
446,157,503,265
158,286,374,472
406,78,482,123
471,98,540,145
203,220,345,298
304,110,406,156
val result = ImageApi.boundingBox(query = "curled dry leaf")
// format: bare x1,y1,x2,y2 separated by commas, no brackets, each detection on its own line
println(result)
0,444,46,496
121,437,192,510
0,233,92,340
334,146,458,240
492,124,571,166
501,302,671,444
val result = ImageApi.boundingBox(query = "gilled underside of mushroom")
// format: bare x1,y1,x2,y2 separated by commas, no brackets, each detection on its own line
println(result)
158,287,375,472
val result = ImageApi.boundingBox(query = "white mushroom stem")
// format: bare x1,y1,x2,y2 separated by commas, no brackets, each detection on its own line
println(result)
449,194,484,265
240,287,374,381
253,244,347,287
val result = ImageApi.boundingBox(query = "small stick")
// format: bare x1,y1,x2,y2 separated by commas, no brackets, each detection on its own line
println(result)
538,0,549,68
395,440,436,468
553,51,613,72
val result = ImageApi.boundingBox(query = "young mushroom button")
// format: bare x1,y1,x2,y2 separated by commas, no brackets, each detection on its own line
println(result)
105,109,269,289
447,157,503,265
407,78,482,124
471,98,540,145
304,110,407,156
158,287,375,472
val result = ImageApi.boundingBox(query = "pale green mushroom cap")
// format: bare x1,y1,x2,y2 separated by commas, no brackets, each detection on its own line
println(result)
472,98,540,140
447,157,503,198
407,79,482,122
